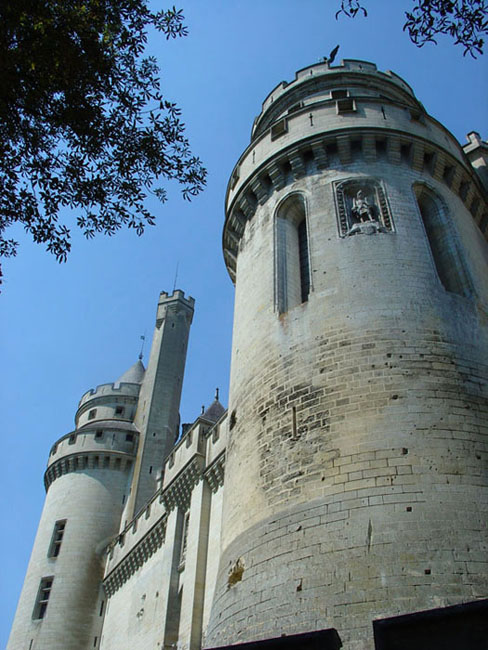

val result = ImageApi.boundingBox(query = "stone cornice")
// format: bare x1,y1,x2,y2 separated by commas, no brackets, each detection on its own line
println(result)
160,454,205,512
101,450,227,597
44,451,135,491
223,128,488,282
204,451,226,493
103,516,167,597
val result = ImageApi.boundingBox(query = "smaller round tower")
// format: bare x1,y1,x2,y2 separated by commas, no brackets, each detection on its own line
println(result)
8,361,144,650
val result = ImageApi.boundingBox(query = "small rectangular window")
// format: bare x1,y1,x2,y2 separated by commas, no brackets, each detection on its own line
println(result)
271,118,288,140
68,434,76,445
288,101,303,114
125,433,134,442
95,430,103,440
33,577,53,619
331,89,348,99
48,520,66,558
88,409,97,420
336,98,356,114
230,166,240,190
115,406,124,415
410,108,425,123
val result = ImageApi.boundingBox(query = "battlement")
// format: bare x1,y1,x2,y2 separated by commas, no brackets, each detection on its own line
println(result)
103,412,227,594
222,59,487,284
48,424,138,466
44,426,138,491
78,381,141,407
254,59,417,139
158,288,195,309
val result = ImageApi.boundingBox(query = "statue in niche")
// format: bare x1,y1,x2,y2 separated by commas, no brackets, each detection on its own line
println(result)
347,187,382,235
334,179,393,237
351,190,375,223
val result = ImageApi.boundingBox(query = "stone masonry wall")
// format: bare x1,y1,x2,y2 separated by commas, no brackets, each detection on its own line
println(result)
206,159,488,650
8,469,130,650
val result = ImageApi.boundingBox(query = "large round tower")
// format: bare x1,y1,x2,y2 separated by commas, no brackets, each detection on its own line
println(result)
7,361,144,650
206,60,488,649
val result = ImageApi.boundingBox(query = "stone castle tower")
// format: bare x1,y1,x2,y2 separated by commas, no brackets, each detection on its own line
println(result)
8,60,488,650
205,58,488,648
8,290,197,649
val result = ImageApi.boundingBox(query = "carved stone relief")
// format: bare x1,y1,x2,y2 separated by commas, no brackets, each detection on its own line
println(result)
335,179,393,237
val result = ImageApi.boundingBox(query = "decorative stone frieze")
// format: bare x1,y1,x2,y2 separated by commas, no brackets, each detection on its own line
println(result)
204,452,226,492
44,452,133,491
160,455,204,512
104,516,167,597
223,130,488,280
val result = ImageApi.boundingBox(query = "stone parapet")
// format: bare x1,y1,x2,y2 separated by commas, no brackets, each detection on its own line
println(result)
104,516,167,597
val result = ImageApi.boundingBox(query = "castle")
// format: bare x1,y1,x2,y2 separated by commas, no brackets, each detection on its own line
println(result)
8,59,488,650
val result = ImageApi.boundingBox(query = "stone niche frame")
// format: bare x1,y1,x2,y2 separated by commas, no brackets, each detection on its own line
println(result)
334,178,394,237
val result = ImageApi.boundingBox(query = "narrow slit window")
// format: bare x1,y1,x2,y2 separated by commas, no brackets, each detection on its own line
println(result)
298,218,310,303
275,194,311,313
48,520,66,558
33,577,53,619
414,185,471,297
180,512,190,566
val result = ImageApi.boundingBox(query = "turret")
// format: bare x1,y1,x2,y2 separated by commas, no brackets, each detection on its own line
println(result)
7,360,144,650
207,60,488,648
122,289,195,520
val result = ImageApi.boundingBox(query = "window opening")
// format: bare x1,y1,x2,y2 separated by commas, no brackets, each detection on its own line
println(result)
88,409,97,420
298,219,310,303
271,118,288,140
336,98,356,113
48,520,66,558
33,577,53,619
275,194,310,313
414,186,470,296
115,406,124,415
180,512,190,566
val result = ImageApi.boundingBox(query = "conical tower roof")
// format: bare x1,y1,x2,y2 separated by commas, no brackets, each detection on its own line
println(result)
115,359,145,385
202,389,225,422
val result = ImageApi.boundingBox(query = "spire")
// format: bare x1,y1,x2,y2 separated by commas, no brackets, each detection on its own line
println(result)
202,388,225,422
115,359,145,386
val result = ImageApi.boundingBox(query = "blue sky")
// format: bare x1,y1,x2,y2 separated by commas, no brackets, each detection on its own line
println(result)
1,1,486,644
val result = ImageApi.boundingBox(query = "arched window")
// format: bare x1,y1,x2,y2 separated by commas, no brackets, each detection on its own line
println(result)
414,185,471,297
275,194,310,313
